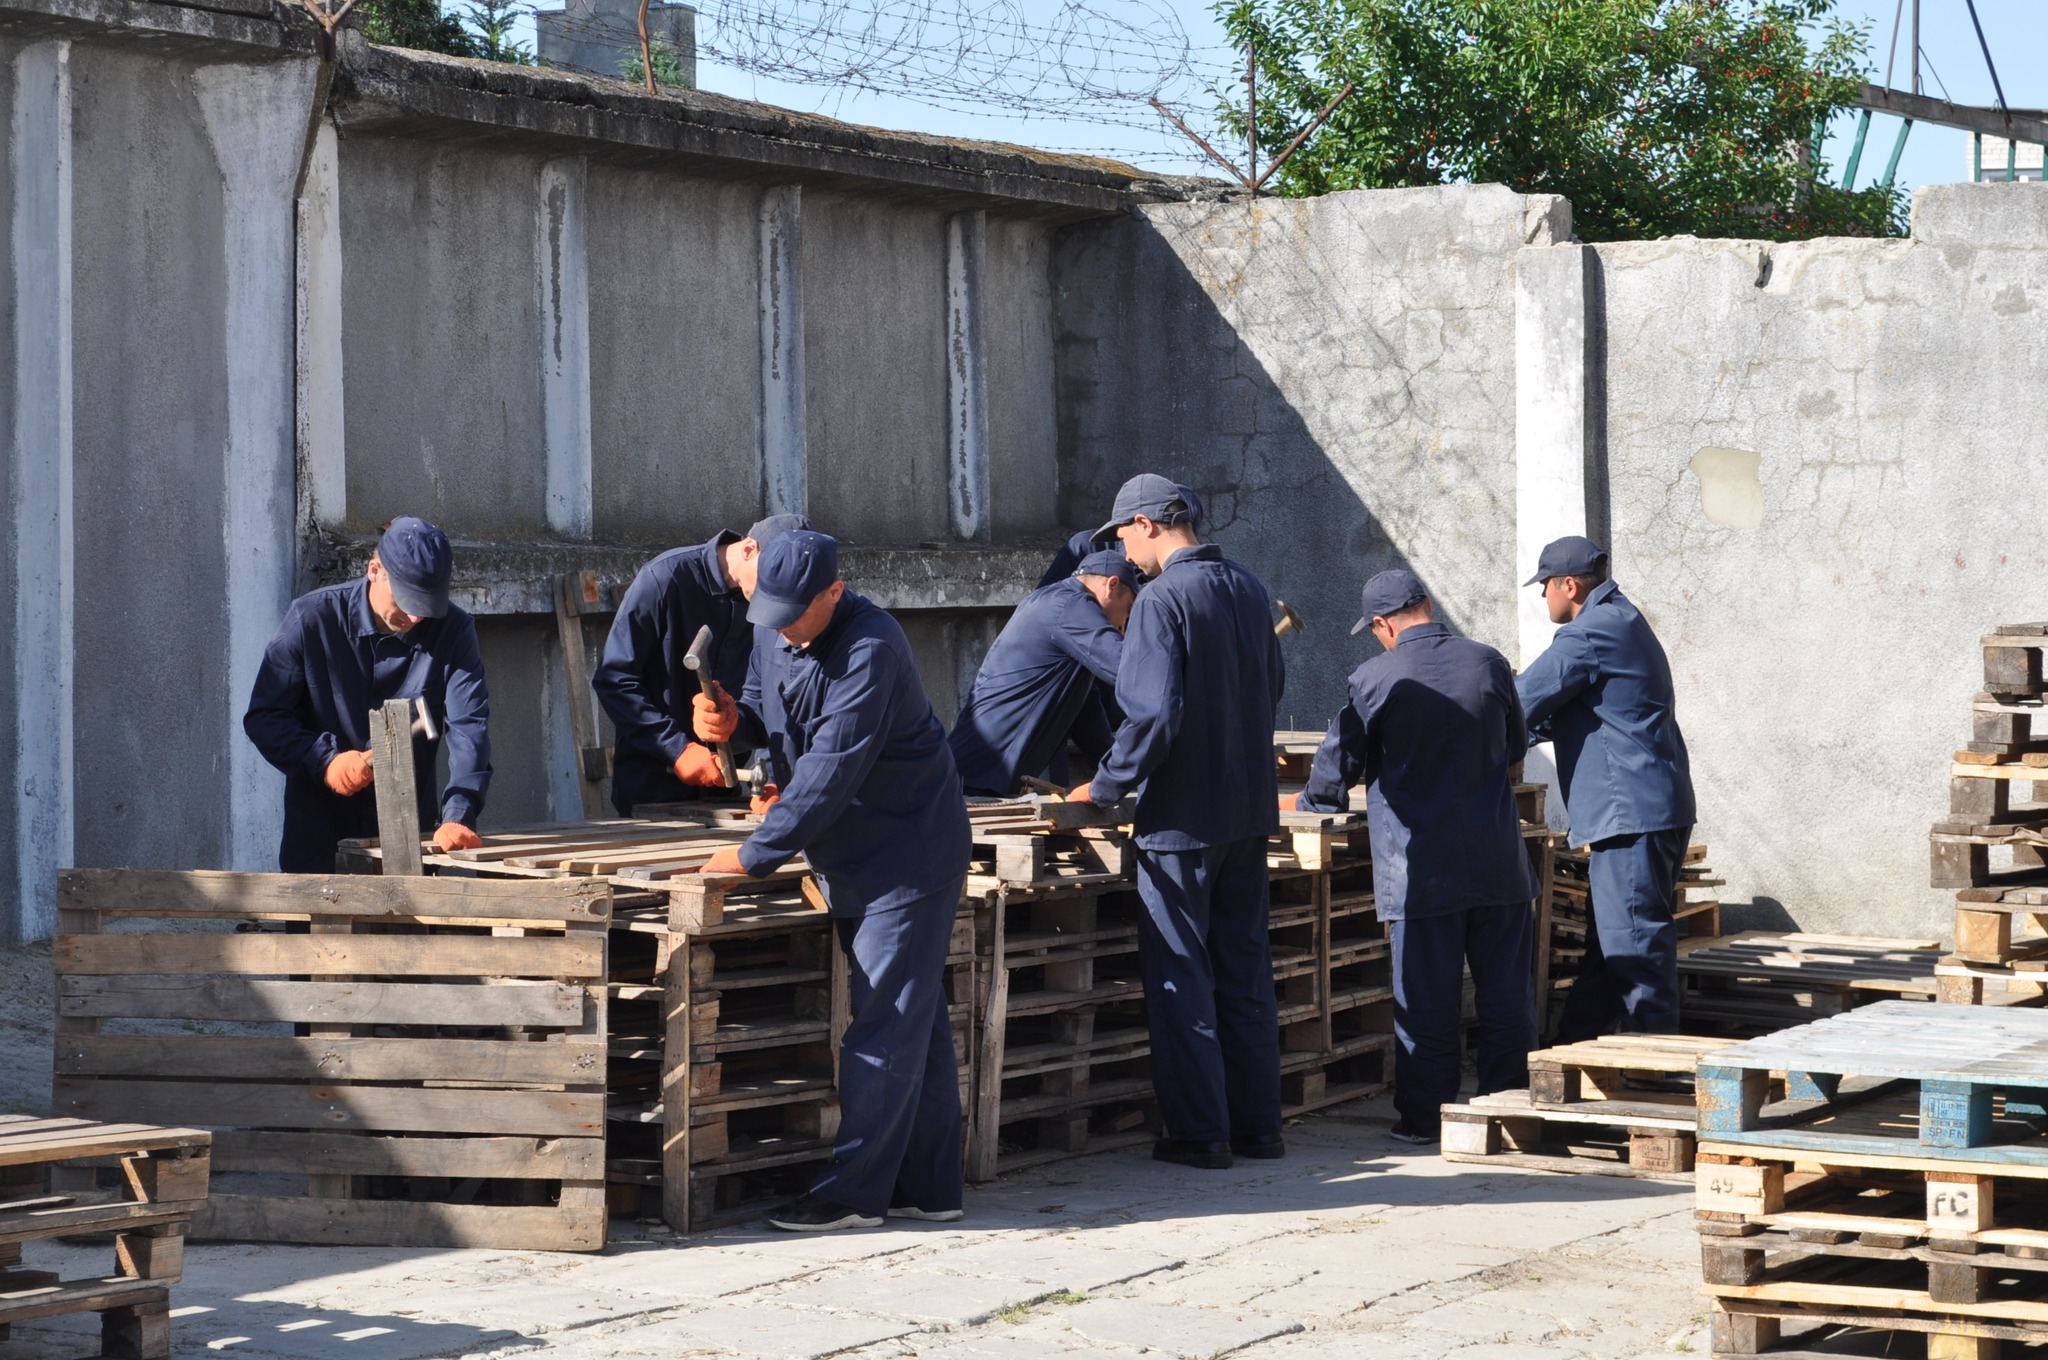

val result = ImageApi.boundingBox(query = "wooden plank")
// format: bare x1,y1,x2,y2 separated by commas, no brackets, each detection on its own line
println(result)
53,932,602,979
373,698,426,876
52,1079,602,1137
56,1033,605,1085
554,573,610,821
58,976,585,1026
57,868,611,923
210,1130,604,1179
0,1123,210,1167
0,1275,167,1326
0,1197,204,1245
195,1193,604,1252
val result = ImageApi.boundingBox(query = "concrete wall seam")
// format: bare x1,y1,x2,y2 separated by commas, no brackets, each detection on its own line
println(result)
538,156,593,539
758,183,805,516
1514,243,1593,668
10,38,73,943
946,209,989,541
195,57,321,873
296,119,345,536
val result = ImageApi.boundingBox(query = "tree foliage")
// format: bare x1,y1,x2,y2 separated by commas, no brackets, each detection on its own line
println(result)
1215,0,1902,241
620,38,694,88
358,0,534,64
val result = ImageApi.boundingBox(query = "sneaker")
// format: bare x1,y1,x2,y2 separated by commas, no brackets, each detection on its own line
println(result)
766,1193,883,1232
885,1205,964,1222
1152,1138,1233,1170
1231,1133,1285,1160
1388,1125,1440,1146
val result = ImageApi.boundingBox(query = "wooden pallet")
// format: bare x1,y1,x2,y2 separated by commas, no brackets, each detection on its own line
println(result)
1680,934,1947,1035
0,1115,211,1359
1708,1297,2048,1359
51,868,610,1251
1528,1032,1738,1107
1440,1089,1697,1179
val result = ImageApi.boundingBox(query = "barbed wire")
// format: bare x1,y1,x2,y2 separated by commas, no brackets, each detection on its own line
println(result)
533,0,1238,164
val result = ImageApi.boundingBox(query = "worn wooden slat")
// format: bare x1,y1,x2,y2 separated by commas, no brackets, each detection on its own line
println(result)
57,868,611,923
195,1193,604,1252
210,1130,604,1179
51,1079,602,1138
0,1274,168,1325
58,976,585,1026
56,1033,604,1085
0,1124,210,1167
53,932,601,979
0,1197,205,1246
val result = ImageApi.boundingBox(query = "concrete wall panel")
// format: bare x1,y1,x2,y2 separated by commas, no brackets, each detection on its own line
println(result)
338,132,547,538
585,165,761,542
472,615,557,829
802,191,948,543
982,214,1057,541
68,44,230,869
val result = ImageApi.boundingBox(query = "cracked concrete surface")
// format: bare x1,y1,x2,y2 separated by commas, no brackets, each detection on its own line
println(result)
6,1095,1705,1360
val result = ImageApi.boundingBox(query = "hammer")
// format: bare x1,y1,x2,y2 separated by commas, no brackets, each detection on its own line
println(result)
362,699,437,769
682,624,739,789
1274,600,1305,638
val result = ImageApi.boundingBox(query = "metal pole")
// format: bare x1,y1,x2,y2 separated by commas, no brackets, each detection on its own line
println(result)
1912,0,1920,94
1246,43,1257,188
2008,137,2018,182
1974,131,1983,182
1843,110,1873,187
1881,118,1914,190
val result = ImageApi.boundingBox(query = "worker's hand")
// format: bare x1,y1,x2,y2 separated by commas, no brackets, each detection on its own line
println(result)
432,822,482,853
697,846,749,877
1279,792,1300,812
692,690,738,743
324,749,374,797
750,783,781,816
674,744,726,788
1066,781,1095,805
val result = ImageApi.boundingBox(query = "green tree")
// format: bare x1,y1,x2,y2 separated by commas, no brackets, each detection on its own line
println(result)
1215,0,1902,240
620,37,694,89
358,0,480,57
454,0,536,64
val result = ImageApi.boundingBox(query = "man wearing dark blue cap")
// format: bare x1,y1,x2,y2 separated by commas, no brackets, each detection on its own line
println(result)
1035,483,1200,590
690,530,972,1231
244,516,493,871
1069,473,1285,1170
1289,569,1537,1143
950,549,1137,797
592,514,810,816
1516,536,1695,1039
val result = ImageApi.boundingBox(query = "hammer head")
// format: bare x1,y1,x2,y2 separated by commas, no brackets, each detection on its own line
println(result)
1274,599,1305,638
682,624,715,676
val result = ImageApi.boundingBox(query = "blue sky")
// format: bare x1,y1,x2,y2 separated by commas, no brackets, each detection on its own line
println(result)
519,0,2041,191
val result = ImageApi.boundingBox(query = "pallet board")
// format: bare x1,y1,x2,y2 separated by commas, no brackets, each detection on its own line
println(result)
51,869,610,1252
1441,1089,1697,1179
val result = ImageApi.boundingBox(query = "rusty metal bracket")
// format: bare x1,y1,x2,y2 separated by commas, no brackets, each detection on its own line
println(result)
1149,80,1354,195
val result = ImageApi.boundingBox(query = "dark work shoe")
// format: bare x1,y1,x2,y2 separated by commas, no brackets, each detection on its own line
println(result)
1232,1134,1286,1160
1152,1138,1233,1170
766,1193,883,1232
885,1203,964,1222
1388,1124,1440,1146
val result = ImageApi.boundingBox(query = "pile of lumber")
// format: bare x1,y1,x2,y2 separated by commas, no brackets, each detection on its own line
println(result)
1543,841,1721,1035
1694,1001,2048,1358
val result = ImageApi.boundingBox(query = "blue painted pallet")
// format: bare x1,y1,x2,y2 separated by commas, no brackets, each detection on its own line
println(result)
1695,1000,2048,1167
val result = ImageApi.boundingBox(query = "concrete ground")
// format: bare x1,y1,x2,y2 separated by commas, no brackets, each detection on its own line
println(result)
8,1101,1708,1360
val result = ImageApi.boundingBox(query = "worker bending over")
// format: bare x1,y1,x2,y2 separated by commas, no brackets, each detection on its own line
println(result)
244,516,491,871
1071,474,1285,1169
692,531,971,1231
592,514,807,816
1517,536,1694,1038
950,549,1138,797
1290,570,1536,1144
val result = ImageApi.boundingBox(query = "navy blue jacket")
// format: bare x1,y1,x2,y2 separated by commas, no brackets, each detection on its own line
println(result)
1036,529,1105,591
1089,544,1283,851
1516,580,1695,844
592,533,748,815
244,580,492,872
949,578,1123,797
1299,622,1534,921
734,592,971,913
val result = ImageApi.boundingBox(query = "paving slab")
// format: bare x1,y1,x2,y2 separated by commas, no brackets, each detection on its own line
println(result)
555,1246,819,1302
592,1305,915,1359
762,1267,1050,1326
1053,1298,1303,1357
924,1237,1181,1291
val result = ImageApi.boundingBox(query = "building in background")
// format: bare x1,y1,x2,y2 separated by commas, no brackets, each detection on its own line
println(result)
1969,132,2046,181
537,0,696,85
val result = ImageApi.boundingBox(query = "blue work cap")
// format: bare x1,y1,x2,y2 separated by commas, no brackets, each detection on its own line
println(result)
1174,483,1204,528
1523,535,1608,587
748,530,839,630
1075,549,1141,594
1350,568,1428,636
377,516,453,620
746,513,813,545
1091,473,1198,548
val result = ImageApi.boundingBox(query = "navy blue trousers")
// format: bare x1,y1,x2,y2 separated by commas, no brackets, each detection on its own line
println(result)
1133,836,1282,1144
806,882,965,1215
1388,901,1536,1136
1558,825,1692,1040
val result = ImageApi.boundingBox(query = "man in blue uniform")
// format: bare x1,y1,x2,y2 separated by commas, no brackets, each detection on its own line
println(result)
950,549,1137,798
1516,536,1695,1039
1290,570,1536,1143
592,514,809,816
1034,485,1198,588
1069,474,1285,1170
691,531,972,1230
244,516,492,871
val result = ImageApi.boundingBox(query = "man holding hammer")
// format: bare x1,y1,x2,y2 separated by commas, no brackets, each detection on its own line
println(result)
691,530,972,1231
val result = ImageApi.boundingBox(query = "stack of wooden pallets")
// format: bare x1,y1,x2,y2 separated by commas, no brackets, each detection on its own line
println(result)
1543,841,1721,1036
1266,839,1394,1115
1679,932,1948,1035
1694,1001,2048,1358
1,1115,211,1359
50,868,610,1250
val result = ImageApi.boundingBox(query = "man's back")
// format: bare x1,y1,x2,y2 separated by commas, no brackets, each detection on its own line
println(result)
1096,545,1282,850
949,578,1120,796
